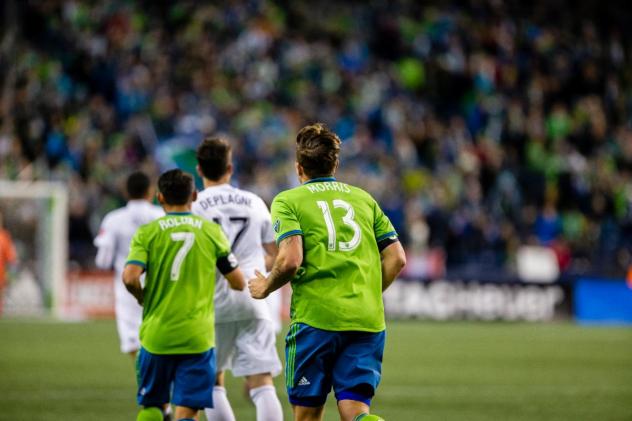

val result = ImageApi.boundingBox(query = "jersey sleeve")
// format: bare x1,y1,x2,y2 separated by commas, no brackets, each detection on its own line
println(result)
373,199,398,250
258,198,275,244
209,225,239,275
270,195,302,245
94,214,116,269
125,227,148,269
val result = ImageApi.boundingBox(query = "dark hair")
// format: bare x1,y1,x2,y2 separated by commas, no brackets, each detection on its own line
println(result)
296,123,341,179
196,137,231,181
158,169,194,205
126,171,151,199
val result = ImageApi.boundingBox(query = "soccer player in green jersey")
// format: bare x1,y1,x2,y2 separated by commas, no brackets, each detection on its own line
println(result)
123,169,245,421
248,123,407,421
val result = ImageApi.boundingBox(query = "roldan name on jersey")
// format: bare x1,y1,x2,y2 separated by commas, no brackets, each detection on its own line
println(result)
159,216,203,231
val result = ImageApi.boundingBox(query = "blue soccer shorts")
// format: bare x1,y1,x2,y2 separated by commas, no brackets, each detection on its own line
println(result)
136,347,216,409
285,323,386,407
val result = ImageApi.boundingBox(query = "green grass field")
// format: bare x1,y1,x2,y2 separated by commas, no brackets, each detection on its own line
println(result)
1,319,631,420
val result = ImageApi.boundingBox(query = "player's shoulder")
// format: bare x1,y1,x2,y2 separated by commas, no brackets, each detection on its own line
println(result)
272,184,306,202
345,183,375,201
148,204,164,217
228,185,267,206
191,213,222,232
100,205,128,226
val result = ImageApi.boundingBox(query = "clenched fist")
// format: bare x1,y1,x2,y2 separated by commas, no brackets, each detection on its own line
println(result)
248,270,269,299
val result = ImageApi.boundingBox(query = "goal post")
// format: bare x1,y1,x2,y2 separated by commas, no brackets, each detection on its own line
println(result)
0,180,68,318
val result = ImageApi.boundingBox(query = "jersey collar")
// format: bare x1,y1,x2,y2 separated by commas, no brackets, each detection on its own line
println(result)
166,212,192,215
304,177,337,185
127,199,150,207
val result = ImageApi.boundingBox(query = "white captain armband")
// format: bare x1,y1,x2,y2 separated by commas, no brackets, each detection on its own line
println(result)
216,253,239,275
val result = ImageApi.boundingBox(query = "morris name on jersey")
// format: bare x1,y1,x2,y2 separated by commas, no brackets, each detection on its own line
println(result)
304,181,351,194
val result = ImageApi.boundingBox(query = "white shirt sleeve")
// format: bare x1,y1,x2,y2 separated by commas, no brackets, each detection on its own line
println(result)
94,214,116,269
259,198,275,244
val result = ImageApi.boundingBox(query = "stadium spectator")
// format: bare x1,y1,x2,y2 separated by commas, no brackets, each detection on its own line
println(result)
2,0,632,279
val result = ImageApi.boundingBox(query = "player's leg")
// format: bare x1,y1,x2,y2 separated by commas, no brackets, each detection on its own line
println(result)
286,323,338,421
205,323,237,421
120,291,175,419
293,405,325,421
135,348,174,421
338,401,385,421
137,407,164,421
173,406,198,420
332,330,386,421
246,372,283,421
205,370,235,421
233,319,283,421
172,348,216,421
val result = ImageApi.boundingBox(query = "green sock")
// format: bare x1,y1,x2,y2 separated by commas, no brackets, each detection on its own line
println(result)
354,414,385,421
137,407,163,421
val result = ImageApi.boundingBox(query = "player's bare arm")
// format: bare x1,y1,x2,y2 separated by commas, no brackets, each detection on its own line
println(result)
249,235,303,299
122,263,145,305
224,267,246,290
380,241,406,291
263,242,278,271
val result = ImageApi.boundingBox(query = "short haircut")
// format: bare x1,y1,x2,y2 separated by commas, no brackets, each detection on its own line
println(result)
126,171,151,199
196,137,231,181
158,169,194,205
296,123,341,179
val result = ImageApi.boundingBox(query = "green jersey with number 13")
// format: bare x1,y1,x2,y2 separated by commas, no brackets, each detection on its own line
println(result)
271,177,397,332
126,212,233,354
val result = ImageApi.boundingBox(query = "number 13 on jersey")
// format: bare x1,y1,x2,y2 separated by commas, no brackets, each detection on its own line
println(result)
317,199,361,252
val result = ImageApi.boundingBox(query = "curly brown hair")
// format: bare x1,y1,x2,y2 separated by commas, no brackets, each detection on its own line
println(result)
296,123,341,179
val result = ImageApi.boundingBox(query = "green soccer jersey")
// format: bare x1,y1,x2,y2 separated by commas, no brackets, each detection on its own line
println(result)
271,177,397,332
126,212,233,354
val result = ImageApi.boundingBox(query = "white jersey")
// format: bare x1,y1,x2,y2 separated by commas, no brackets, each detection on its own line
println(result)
193,184,275,322
94,200,164,324
94,200,165,275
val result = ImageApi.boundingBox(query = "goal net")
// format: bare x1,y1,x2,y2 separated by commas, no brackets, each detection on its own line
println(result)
0,180,68,317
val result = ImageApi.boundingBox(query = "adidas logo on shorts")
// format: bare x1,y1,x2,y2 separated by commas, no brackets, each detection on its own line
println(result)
298,377,311,386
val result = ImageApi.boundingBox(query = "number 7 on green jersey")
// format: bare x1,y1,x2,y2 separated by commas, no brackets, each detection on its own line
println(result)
170,232,195,281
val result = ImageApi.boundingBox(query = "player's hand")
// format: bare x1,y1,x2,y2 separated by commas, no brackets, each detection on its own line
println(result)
248,270,269,299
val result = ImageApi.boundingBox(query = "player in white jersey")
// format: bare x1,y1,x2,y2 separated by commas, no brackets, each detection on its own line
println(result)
94,172,164,356
193,138,283,421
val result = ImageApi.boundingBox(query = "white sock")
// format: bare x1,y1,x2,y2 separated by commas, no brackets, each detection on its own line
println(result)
249,385,283,421
204,386,236,421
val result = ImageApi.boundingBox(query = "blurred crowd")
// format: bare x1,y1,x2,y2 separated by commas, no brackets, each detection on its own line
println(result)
1,0,632,278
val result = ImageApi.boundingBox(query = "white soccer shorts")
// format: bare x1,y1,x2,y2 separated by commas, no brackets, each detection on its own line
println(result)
115,290,142,354
215,319,282,377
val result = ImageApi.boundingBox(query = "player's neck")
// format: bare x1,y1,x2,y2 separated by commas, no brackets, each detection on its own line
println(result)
300,174,335,184
203,174,231,188
162,204,192,214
